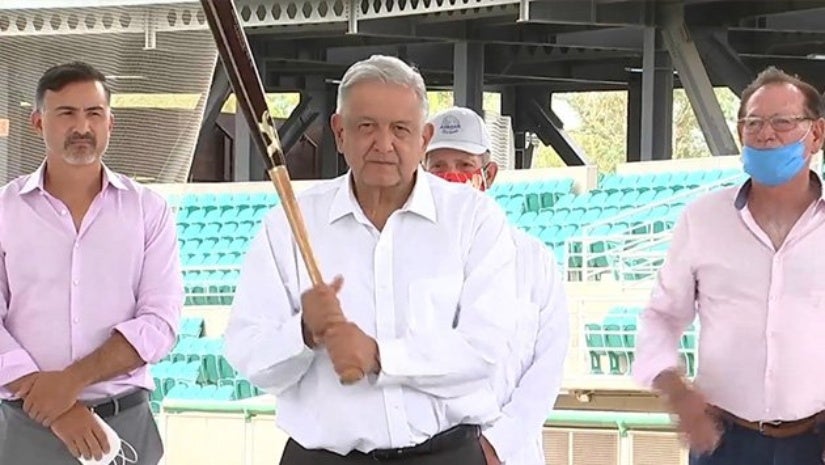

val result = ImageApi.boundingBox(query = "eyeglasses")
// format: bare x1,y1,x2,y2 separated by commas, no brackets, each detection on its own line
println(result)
737,115,813,134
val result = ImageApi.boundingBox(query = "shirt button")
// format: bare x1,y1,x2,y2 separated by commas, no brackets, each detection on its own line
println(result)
72,280,79,286
61,210,68,216
73,317,79,323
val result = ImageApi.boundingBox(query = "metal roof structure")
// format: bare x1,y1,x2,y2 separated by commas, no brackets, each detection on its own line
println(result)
2,0,825,180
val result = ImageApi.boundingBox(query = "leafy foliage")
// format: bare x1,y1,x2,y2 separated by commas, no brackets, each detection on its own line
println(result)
533,88,740,172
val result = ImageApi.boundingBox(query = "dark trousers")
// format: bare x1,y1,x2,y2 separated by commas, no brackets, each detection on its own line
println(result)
690,419,825,465
280,425,485,465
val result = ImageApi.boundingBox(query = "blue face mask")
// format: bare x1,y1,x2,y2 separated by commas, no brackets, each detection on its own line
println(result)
742,132,810,187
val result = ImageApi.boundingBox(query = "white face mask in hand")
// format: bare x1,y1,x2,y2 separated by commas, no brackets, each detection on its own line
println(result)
76,413,138,465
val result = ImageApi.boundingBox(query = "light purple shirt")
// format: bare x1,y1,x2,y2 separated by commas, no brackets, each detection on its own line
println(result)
0,162,184,401
634,172,825,421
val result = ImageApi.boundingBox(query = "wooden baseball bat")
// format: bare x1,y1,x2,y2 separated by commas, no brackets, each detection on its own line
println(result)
200,0,363,384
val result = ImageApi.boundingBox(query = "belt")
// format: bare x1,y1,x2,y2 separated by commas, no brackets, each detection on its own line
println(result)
6,390,148,419
365,424,481,461
709,406,823,439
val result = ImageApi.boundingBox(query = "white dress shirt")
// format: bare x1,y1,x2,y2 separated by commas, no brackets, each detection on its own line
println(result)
223,169,518,455
485,228,569,465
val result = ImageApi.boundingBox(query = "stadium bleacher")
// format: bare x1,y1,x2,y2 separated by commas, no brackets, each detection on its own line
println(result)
153,166,743,403
172,168,747,299
583,306,698,377
173,192,282,306
149,316,262,412
491,167,746,267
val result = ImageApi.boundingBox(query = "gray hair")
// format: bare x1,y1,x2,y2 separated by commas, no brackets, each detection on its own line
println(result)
336,55,429,120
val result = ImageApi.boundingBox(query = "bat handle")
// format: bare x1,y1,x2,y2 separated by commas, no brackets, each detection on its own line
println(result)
268,166,324,286
268,166,366,384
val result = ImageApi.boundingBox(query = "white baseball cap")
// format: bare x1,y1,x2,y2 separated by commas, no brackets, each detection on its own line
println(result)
426,107,491,156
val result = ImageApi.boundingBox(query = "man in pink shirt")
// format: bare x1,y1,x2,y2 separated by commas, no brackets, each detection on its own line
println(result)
634,67,825,465
0,62,184,464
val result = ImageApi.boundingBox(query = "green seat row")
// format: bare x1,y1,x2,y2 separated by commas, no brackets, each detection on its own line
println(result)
598,169,743,193
488,178,575,197
178,205,271,225
584,307,698,376
168,192,280,209
177,221,259,241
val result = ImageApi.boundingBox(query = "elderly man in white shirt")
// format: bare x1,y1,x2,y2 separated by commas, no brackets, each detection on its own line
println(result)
424,106,570,465
223,56,519,465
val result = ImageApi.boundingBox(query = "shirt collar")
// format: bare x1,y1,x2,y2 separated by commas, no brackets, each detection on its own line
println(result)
19,161,127,195
734,170,825,210
328,166,437,224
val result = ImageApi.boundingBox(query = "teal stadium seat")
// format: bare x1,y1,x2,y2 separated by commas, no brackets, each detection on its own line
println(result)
581,307,698,376
165,175,725,390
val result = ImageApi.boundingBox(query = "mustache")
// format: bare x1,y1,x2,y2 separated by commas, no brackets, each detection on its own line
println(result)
65,133,96,147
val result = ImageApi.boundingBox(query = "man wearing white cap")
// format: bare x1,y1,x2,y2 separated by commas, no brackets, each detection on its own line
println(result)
424,106,570,465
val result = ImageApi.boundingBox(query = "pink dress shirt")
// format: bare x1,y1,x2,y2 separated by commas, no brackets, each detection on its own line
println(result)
634,172,825,422
0,163,184,401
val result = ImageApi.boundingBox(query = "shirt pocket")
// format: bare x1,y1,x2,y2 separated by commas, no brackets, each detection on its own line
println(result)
811,292,825,306
777,292,825,365
406,274,463,332
790,291,825,322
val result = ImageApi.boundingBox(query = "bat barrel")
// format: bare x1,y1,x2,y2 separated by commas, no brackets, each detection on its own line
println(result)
201,0,365,386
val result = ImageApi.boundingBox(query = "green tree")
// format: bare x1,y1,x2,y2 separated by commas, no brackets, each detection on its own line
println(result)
673,88,740,159
426,91,502,116
533,88,739,172
532,92,628,172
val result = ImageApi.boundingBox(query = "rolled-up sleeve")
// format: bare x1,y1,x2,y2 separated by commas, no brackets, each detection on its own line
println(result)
633,208,698,388
115,198,183,364
0,243,39,387
375,196,518,398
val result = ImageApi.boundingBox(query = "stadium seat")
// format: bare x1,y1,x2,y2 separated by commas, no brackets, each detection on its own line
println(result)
179,317,205,339
181,239,200,255
539,192,555,210
599,174,622,192
554,193,575,210
168,174,723,373
580,207,602,224
682,324,697,376
214,385,236,401
236,206,254,222
182,223,203,239
584,323,607,374
635,189,656,206
234,378,257,400
524,193,540,213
